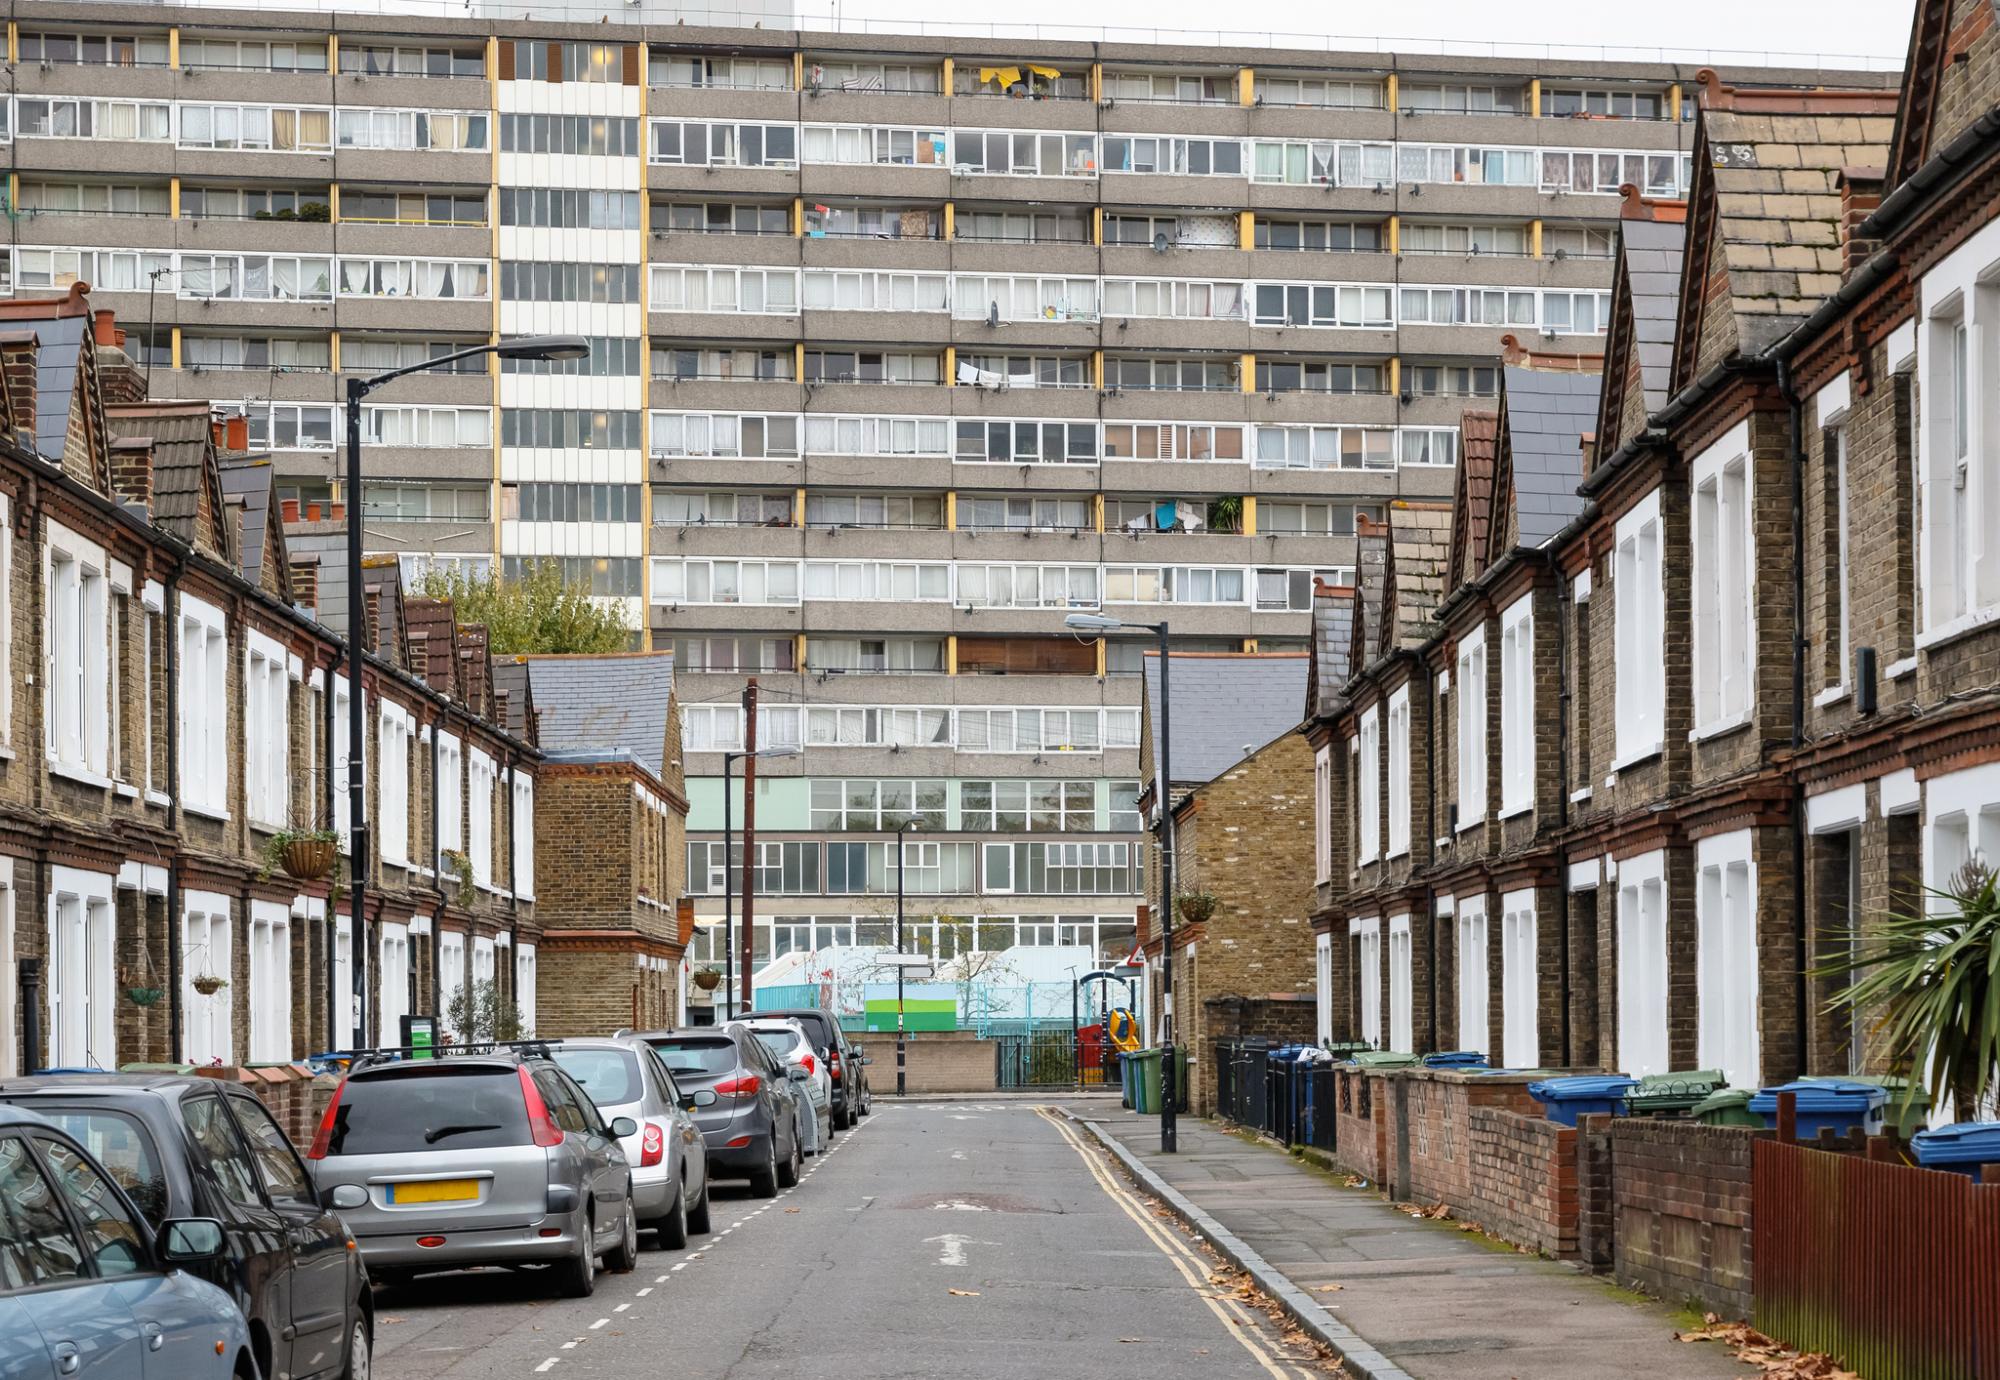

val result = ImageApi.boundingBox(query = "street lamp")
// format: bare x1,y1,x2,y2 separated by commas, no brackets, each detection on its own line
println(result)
721,743,801,1021
1065,610,1177,1154
340,334,587,1051
893,817,922,1096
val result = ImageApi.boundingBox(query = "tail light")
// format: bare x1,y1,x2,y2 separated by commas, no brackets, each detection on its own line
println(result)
828,1048,842,1076
518,1067,564,1148
713,1074,761,1099
800,1053,816,1077
640,1122,666,1168
307,1078,347,1160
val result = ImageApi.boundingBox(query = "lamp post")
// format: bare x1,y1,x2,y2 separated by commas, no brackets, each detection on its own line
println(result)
720,743,801,1021
894,816,921,1095
342,334,587,1052
1066,611,1176,1153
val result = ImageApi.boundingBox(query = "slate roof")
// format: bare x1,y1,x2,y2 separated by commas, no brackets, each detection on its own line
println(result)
1143,653,1308,787
1622,217,1687,414
1449,411,1500,590
522,653,676,779
25,314,86,464
1496,367,1600,553
217,455,276,588
1309,582,1355,720
1385,503,1453,650
489,659,533,739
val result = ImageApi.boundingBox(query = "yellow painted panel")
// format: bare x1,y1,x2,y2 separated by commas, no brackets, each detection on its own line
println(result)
328,185,340,223
1241,496,1256,536
1095,638,1107,678
794,488,806,525
169,328,182,370
792,197,803,236
794,51,804,91
7,24,17,65
1092,493,1105,533
1092,350,1103,392
1529,78,1542,119
1531,219,1544,258
328,35,338,72
946,635,959,675
1387,214,1399,255
944,345,956,385
1242,639,1258,653
168,176,180,219
167,27,177,68
1669,83,1684,121
943,201,955,240
941,56,954,92
1090,63,1102,102
1385,72,1397,111
328,331,340,371
1238,210,1254,250
1092,207,1103,246
1388,357,1400,396
1240,353,1256,393
945,492,957,531
1239,68,1255,106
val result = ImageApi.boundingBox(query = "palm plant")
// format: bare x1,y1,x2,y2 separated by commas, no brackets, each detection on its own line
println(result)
1816,859,2000,1121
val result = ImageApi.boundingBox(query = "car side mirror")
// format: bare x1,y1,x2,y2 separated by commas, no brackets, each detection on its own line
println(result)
325,1184,368,1211
787,1065,811,1081
159,1218,226,1265
609,1116,639,1139
860,1055,874,1066
681,1089,718,1110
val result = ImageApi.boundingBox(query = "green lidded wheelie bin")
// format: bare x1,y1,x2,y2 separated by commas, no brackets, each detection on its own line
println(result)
1130,1048,1162,1114
1345,1050,1419,1069
1691,1088,1764,1127
1804,1074,1932,1138
1627,1069,1728,1118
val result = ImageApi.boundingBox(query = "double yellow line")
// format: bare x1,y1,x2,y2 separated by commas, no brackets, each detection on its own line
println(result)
1035,1108,1316,1380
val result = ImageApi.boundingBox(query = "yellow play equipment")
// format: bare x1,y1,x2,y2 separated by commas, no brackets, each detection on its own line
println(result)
1105,1007,1142,1053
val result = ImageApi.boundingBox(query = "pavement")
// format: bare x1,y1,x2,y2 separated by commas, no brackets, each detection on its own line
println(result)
375,1100,1335,1379
1066,1104,1758,1380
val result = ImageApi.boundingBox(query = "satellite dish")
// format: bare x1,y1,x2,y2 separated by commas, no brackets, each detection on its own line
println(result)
1152,231,1170,253
986,301,1000,328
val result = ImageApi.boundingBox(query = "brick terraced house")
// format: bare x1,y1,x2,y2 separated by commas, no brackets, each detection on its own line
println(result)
1311,1,2000,1115
0,284,545,1076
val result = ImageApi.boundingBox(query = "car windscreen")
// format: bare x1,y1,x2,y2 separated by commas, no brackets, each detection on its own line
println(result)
549,1048,641,1109
324,1066,529,1156
750,1030,803,1059
647,1039,737,1080
25,1107,168,1228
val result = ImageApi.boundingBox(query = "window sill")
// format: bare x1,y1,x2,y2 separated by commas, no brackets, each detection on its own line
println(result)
0,745,16,762
145,789,171,808
1608,744,1663,775
50,761,112,791
114,783,139,800
1916,604,2000,654
1884,654,1917,681
1812,684,1850,710
1689,711,1751,744
1454,816,1486,835
1569,787,1593,804
1499,802,1533,821
1386,846,1409,862
183,801,231,824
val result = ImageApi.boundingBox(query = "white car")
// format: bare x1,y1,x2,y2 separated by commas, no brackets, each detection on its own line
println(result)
742,1018,833,1156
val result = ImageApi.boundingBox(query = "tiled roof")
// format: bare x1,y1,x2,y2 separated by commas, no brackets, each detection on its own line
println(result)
1698,104,1897,358
1449,410,1500,590
1497,367,1600,552
1310,582,1355,719
1351,519,1389,672
522,652,676,779
1622,217,1687,414
403,597,462,700
1385,503,1453,649
489,659,533,739
1143,652,1308,787
106,401,234,561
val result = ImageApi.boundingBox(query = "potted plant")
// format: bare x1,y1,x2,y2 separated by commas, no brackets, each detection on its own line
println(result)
259,827,338,882
191,972,228,997
693,966,722,991
1176,890,1219,926
440,849,476,908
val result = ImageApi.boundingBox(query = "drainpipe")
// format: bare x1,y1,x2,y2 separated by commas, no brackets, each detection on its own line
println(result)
1423,664,1439,1054
505,752,519,1003
322,656,336,1051
164,555,184,1065
1549,554,1574,1065
1777,356,1811,1080
429,712,441,1024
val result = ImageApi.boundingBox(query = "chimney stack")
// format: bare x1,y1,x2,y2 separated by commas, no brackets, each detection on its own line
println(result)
110,437,154,511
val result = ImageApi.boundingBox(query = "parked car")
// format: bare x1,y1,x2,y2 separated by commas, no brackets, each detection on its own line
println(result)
640,1026,804,1197
0,1101,256,1379
304,1047,638,1299
549,1038,713,1247
742,1018,832,1156
756,1008,872,1128
0,1072,371,1380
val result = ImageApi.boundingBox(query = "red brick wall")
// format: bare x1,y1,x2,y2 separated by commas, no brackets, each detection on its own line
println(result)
1332,1068,1387,1182
1588,1117,1760,1318
1466,1108,1578,1257
1386,1069,1544,1211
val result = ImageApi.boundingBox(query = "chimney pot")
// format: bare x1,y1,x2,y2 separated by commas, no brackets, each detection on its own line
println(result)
92,310,118,347
224,415,248,451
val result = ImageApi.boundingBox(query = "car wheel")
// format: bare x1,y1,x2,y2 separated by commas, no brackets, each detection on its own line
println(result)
656,1174,690,1250
371,1268,414,1292
606,1200,639,1274
777,1130,803,1188
341,1313,372,1380
687,1173,712,1235
748,1136,780,1198
556,1219,597,1299
859,1089,871,1117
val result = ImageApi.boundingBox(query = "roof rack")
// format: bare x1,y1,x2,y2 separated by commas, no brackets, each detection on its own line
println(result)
338,1038,563,1073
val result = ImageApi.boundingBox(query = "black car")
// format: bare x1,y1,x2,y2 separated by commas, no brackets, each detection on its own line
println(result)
755,1009,871,1129
0,1073,372,1380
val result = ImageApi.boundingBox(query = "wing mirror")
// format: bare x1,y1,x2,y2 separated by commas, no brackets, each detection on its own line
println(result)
159,1218,226,1265
787,1065,811,1081
680,1089,718,1110
325,1184,369,1211
609,1116,639,1139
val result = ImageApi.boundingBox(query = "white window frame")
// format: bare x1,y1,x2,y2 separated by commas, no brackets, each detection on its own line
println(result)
436,732,463,863
1312,745,1332,884
378,921,410,1047
1613,490,1666,764
1918,216,2000,639
1817,375,1853,693
1386,687,1411,857
0,861,12,1075
179,593,229,817
512,770,535,900
1353,916,1381,1048
1500,887,1537,1067
1691,421,1754,736
377,702,412,866
1314,931,1334,1043
437,931,466,1038
1616,848,1670,1077
182,891,233,1066
1695,830,1760,1091
1387,912,1413,1053
515,943,538,1034
1455,626,1487,829
468,750,495,888
331,908,354,1048
1456,894,1489,1057
1356,707,1380,863
0,495,11,747
1499,596,1535,816
46,865,115,1069
244,629,291,830
247,899,292,1063
43,520,111,784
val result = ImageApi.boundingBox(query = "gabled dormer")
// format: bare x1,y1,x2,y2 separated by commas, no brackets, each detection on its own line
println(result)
0,285,117,496
359,554,409,666
1594,191,1687,466
1487,365,1601,567
1886,0,1999,190
1381,503,1452,654
1349,516,1389,678
1447,411,1499,593
1307,578,1356,723
405,597,466,702
106,401,239,565
217,455,295,604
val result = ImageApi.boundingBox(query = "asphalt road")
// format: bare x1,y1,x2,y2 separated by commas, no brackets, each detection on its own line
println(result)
374,1101,1329,1380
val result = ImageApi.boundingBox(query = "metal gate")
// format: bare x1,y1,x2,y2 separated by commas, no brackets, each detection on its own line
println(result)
994,1030,1078,1089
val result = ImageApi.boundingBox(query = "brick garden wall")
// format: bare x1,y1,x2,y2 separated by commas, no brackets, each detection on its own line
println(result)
851,1031,1000,1094
1332,1068,1388,1183
1466,1108,1578,1258
1590,1117,1760,1318
1386,1069,1544,1212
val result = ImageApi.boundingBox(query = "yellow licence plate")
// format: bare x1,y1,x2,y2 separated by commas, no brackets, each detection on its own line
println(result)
389,1179,479,1205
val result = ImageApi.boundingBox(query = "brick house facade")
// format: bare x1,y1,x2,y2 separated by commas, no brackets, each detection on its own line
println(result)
1309,4,2000,1116
0,286,543,1077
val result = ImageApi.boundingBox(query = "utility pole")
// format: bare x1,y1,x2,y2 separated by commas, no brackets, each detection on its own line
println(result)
739,677,758,1015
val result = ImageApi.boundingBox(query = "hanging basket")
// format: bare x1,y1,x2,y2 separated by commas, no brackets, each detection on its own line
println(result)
191,974,228,997
125,987,164,1008
282,836,336,881
693,969,722,991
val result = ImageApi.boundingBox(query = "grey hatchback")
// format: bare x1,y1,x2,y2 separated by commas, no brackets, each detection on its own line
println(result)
305,1048,639,1298
641,1026,804,1198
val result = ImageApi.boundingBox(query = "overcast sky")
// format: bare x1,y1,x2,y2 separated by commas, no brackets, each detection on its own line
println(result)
810,0,1913,69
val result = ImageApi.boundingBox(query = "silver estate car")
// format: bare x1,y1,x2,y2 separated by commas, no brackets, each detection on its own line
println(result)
305,1048,639,1299
549,1039,713,1248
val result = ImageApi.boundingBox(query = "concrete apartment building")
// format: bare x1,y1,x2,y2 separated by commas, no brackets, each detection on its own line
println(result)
1,0,1864,976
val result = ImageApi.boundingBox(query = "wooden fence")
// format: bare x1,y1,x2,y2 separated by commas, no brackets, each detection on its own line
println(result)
1753,1139,2000,1379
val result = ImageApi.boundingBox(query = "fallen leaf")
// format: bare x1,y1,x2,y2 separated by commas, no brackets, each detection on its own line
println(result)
948,1289,980,1297
1118,1337,1146,1343
379,1317,405,1325
785,1208,801,1214
1311,1284,1344,1293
